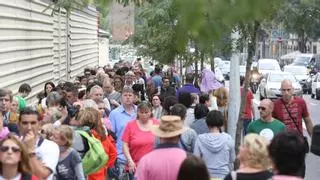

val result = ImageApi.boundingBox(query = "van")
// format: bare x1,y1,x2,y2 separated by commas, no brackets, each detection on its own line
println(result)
293,53,315,67
257,59,281,76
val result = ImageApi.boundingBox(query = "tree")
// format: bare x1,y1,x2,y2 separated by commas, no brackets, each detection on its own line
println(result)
276,0,320,52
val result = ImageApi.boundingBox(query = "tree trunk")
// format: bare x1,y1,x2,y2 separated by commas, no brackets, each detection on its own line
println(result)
298,31,306,53
234,21,260,169
200,53,204,71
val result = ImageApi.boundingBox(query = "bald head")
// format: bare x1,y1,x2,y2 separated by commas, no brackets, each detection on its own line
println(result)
281,79,294,102
260,99,274,112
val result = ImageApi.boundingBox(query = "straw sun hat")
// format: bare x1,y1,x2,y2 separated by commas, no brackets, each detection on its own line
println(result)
151,115,187,138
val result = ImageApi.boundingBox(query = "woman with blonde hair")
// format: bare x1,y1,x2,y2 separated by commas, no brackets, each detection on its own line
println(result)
213,87,229,131
77,108,117,180
0,133,36,179
224,134,272,180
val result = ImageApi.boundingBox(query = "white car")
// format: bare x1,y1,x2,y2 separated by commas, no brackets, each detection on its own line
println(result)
257,59,281,77
259,71,302,100
311,72,320,99
284,65,312,94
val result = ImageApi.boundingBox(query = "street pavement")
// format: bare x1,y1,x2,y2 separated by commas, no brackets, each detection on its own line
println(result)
225,81,320,179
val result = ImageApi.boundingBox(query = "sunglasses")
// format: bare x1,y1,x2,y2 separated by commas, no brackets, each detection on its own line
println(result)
258,106,266,111
0,146,21,153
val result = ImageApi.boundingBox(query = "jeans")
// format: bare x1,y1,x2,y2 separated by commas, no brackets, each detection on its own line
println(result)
242,118,252,136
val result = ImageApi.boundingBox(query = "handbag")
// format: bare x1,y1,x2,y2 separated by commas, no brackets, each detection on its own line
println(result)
281,99,309,153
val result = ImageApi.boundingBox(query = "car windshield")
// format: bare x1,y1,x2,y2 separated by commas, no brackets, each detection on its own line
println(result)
293,56,310,66
269,73,296,82
284,67,308,75
259,62,279,70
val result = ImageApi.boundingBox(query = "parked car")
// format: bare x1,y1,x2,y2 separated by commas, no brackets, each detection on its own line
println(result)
284,65,312,94
257,59,281,77
221,60,231,80
259,71,302,100
311,72,320,100
292,53,315,67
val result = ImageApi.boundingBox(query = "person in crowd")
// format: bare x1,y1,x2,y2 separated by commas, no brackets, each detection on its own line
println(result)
19,107,60,180
0,89,13,126
40,123,54,140
52,125,85,180
177,155,210,180
151,95,164,120
162,96,178,115
247,99,286,141
124,71,136,88
41,82,56,109
178,93,195,127
273,79,313,136
135,115,187,180
272,79,313,178
268,131,307,180
194,110,235,179
89,85,111,111
200,68,222,94
9,97,19,124
109,87,137,177
155,76,176,102
111,75,123,93
240,76,255,136
176,73,201,98
103,79,121,110
214,87,229,131
151,67,163,90
77,107,117,180
224,134,272,180
43,92,68,125
133,68,145,86
168,104,197,153
0,134,37,179
96,99,112,130
190,103,209,135
190,93,199,109
199,94,212,109
122,102,159,179
15,83,32,112
0,89,19,134
145,80,155,101
0,113,9,141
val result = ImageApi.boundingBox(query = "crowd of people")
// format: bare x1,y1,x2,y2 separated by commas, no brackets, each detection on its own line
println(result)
0,59,315,180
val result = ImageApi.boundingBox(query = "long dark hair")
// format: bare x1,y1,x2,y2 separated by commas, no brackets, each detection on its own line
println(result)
44,82,55,97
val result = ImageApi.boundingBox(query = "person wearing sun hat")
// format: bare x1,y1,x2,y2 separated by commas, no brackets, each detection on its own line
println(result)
135,115,188,180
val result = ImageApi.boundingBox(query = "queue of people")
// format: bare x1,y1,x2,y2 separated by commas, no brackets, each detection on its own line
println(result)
0,61,315,180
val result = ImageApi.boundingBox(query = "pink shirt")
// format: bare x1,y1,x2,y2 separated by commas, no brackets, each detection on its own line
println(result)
122,119,158,165
135,146,187,180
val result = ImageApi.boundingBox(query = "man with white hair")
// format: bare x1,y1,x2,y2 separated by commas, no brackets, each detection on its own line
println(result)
89,85,111,111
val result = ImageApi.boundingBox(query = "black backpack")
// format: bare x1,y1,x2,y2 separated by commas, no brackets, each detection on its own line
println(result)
311,124,320,156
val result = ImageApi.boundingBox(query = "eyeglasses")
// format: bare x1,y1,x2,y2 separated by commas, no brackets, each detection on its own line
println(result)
281,89,292,92
0,146,21,153
258,106,266,111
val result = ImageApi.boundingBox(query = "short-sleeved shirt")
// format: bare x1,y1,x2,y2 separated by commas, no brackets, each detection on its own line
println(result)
241,87,254,119
135,144,186,180
36,138,60,180
122,119,158,165
55,148,82,180
15,95,26,112
109,105,137,162
224,170,273,180
273,97,309,132
247,118,286,140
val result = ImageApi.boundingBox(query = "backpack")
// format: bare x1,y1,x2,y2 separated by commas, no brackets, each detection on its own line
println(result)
311,124,320,156
76,130,109,175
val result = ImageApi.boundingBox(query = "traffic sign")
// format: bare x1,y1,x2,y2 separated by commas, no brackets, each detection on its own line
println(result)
271,29,289,41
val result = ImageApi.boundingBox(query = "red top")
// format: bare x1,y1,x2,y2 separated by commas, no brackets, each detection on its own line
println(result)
273,97,309,132
122,119,159,165
241,87,254,119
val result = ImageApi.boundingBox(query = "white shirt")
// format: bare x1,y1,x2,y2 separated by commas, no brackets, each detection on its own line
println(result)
36,138,60,180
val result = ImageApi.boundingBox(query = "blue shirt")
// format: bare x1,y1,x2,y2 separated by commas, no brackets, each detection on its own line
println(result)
152,75,163,88
109,105,137,162
176,84,201,97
